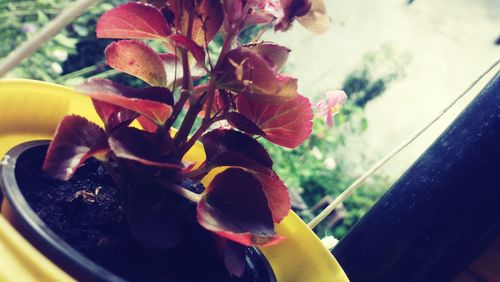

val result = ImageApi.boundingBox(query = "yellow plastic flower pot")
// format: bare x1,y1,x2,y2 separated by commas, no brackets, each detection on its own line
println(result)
0,79,348,282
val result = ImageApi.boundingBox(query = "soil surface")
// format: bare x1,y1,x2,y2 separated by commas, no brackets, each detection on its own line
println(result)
15,145,271,282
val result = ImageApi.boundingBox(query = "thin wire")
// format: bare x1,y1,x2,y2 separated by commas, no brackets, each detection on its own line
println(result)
308,56,500,229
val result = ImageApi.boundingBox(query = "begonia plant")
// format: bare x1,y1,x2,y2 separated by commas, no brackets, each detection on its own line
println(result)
43,0,332,276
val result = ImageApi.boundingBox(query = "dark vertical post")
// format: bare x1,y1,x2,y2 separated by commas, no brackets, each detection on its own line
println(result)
332,72,500,282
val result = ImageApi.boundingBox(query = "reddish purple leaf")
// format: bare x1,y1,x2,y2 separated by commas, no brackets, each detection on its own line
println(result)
109,127,181,169
199,129,290,222
207,160,291,223
217,47,297,103
169,34,206,66
105,40,167,86
197,168,284,246
92,99,138,131
137,115,158,133
251,170,290,223
75,79,173,125
200,129,272,169
203,160,290,223
237,94,313,148
43,115,109,181
225,112,265,135
245,42,291,71
96,2,171,40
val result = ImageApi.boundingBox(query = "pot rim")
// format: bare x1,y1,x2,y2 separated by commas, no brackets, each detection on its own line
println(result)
0,140,124,282
0,140,276,282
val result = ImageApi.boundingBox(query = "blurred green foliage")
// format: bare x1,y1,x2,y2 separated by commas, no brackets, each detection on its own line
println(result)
1,0,75,81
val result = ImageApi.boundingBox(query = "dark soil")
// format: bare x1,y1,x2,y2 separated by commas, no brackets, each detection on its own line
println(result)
15,145,271,282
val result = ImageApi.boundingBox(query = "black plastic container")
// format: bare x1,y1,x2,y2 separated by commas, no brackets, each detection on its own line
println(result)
333,73,500,281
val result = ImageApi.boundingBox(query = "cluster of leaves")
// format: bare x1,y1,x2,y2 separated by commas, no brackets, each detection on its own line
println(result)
43,0,330,276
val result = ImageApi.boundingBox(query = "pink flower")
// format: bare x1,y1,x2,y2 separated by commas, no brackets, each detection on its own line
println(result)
22,23,37,33
317,90,347,127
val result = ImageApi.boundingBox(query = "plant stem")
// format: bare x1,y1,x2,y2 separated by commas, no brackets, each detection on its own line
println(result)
204,31,235,122
174,30,236,153
164,88,190,129
170,0,199,141
179,114,223,156
203,77,216,122
174,98,203,147
172,48,196,143
214,31,235,70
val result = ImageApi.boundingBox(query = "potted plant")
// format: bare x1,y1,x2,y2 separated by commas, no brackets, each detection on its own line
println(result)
0,0,348,281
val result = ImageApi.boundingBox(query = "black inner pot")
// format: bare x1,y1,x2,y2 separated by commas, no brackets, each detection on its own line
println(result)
1,141,275,282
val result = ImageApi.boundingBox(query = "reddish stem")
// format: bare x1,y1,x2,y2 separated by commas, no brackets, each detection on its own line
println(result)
179,114,223,156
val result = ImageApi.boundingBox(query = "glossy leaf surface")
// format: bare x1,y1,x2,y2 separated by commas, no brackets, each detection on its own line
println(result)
109,127,181,169
75,79,173,125
225,112,265,136
105,40,167,86
96,2,171,40
92,99,138,131
237,94,313,148
200,129,272,169
200,129,290,222
137,115,158,133
197,168,283,246
251,170,290,223
43,115,109,181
